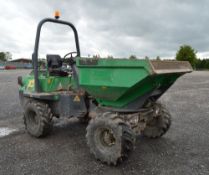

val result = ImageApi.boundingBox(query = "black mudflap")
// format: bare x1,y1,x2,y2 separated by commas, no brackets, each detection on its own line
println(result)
58,94,87,118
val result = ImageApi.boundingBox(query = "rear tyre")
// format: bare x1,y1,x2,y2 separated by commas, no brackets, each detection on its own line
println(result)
23,100,53,137
86,113,135,165
141,103,171,138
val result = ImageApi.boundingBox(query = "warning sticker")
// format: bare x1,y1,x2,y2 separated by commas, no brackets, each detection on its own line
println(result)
28,80,34,88
73,95,80,102
57,82,63,90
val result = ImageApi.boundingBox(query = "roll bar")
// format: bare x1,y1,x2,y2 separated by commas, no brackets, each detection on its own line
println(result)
32,18,80,92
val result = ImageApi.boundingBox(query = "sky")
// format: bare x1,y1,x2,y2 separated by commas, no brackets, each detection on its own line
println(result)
0,0,209,59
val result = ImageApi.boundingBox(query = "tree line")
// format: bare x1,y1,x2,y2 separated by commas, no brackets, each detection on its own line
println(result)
0,52,12,61
0,45,208,70
175,45,209,70
128,45,208,70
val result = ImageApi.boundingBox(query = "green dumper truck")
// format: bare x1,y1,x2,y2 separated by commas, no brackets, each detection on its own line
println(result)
18,15,192,165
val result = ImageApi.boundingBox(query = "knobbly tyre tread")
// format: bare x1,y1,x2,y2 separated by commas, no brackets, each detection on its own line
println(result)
23,100,53,137
141,103,171,138
86,112,135,165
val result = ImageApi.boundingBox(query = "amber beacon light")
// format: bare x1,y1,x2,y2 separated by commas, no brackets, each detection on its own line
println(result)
54,11,61,19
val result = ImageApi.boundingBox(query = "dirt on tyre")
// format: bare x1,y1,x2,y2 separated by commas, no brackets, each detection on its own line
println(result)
24,100,53,138
141,103,171,138
86,114,135,165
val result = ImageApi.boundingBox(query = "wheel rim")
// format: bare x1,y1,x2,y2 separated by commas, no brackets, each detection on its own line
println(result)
100,128,116,147
148,117,159,126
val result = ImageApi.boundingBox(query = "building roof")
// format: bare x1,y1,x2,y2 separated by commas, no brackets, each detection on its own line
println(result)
10,58,32,63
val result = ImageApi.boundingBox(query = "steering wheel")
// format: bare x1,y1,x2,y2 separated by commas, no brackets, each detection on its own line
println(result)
64,51,78,59
63,51,78,66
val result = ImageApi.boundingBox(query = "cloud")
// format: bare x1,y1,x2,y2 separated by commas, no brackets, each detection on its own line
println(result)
0,0,209,59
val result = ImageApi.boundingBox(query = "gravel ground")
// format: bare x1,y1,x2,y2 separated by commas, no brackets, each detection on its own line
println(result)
0,70,209,175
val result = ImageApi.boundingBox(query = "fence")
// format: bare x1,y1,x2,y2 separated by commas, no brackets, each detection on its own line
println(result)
0,61,32,69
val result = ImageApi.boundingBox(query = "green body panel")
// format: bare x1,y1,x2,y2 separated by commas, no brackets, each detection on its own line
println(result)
77,58,183,108
20,71,72,95
20,58,191,108
101,73,180,107
77,59,151,100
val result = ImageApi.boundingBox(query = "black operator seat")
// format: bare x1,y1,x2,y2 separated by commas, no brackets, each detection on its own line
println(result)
46,54,68,77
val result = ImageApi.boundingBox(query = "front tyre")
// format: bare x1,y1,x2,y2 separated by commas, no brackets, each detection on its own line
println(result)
86,114,135,165
24,101,53,137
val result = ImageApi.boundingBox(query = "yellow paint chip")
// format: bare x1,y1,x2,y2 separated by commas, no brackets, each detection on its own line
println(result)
48,79,52,84
101,86,107,90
